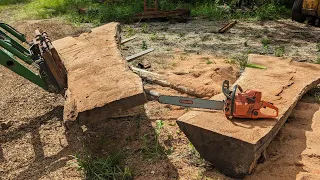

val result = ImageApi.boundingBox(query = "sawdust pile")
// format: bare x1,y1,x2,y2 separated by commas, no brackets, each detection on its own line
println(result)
248,98,320,180
157,53,239,98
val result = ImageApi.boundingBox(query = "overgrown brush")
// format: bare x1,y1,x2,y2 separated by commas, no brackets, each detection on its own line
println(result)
2,0,291,24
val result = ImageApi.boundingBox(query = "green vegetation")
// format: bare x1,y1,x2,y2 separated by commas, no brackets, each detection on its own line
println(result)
188,142,206,165
150,33,159,41
206,59,213,64
316,56,320,64
261,37,271,54
228,53,267,69
142,120,166,159
0,0,30,5
141,23,149,33
228,53,248,69
200,34,211,42
188,142,200,157
179,32,186,38
274,46,285,57
246,63,267,69
261,37,271,48
141,40,148,50
125,26,136,38
191,1,290,21
317,42,320,52
76,152,133,180
244,40,249,47
0,0,291,24
254,3,290,21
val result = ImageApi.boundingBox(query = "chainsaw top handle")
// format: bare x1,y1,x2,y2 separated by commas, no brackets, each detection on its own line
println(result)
222,80,243,119
222,80,243,99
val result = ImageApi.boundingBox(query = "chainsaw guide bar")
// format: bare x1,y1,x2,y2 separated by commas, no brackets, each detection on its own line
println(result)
145,80,278,120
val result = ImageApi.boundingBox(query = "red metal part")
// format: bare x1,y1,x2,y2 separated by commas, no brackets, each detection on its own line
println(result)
224,89,279,119
135,0,190,21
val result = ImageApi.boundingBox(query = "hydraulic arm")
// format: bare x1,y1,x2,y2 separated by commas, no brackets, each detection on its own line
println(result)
0,23,67,94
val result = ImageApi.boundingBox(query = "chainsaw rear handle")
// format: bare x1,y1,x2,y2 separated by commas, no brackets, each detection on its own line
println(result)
259,101,279,118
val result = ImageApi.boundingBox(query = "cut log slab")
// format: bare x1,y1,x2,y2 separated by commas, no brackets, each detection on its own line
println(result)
52,23,147,125
177,54,320,178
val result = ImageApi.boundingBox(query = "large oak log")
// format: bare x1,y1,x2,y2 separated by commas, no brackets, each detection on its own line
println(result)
52,23,147,125
177,54,320,178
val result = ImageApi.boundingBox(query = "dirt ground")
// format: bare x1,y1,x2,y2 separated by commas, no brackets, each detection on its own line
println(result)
1,18,320,180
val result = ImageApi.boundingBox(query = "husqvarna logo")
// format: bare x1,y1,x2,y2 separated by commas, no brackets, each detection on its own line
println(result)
179,99,194,105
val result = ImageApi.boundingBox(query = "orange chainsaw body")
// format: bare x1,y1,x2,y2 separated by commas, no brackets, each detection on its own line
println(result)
224,90,278,119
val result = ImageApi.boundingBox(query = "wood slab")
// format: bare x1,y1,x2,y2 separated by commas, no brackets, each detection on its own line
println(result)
52,23,147,125
177,54,320,178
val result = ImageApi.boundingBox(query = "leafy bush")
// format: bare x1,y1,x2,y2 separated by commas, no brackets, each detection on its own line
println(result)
191,2,232,20
255,3,290,20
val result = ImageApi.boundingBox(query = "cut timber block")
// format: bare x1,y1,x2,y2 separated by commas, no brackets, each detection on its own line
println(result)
177,54,320,178
52,23,147,125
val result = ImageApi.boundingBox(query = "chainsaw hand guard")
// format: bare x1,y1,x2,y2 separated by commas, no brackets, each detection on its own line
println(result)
222,80,278,120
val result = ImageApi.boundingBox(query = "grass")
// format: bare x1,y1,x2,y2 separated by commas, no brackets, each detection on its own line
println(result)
316,56,320,64
200,34,211,42
261,37,271,48
244,40,249,47
141,41,148,50
274,46,285,57
124,26,136,38
191,2,290,21
179,32,186,38
0,0,31,5
141,120,166,160
228,53,248,69
0,0,291,24
2,0,144,24
150,33,159,41
188,142,206,166
76,152,133,180
206,59,213,64
141,23,148,33
317,42,320,52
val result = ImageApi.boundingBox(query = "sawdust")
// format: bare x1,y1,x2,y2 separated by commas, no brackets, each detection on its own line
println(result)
160,52,239,98
247,98,320,180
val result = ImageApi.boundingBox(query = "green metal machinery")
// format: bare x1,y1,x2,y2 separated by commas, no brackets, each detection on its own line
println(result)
0,23,67,94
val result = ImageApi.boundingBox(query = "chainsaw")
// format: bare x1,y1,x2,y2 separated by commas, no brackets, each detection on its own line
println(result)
146,80,278,119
